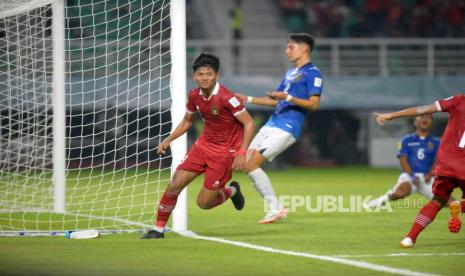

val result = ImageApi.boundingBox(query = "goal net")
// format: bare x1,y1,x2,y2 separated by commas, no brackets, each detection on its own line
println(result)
0,0,185,235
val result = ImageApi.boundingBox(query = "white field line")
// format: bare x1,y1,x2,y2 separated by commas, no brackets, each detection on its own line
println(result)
65,211,154,228
334,252,465,258
178,231,440,276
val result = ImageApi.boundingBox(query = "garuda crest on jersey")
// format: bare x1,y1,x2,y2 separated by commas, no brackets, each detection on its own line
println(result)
428,141,435,150
211,105,219,115
291,72,302,82
286,68,302,82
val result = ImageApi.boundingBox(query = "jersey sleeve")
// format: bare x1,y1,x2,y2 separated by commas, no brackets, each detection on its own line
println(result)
396,136,409,158
306,69,323,97
224,94,246,116
186,91,196,113
434,94,464,113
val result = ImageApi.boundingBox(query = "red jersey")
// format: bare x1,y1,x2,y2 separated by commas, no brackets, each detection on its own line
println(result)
433,94,465,180
186,83,246,157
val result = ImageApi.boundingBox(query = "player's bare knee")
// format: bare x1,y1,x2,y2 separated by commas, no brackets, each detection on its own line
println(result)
390,192,406,200
166,181,183,195
196,198,214,209
245,164,256,174
245,152,264,173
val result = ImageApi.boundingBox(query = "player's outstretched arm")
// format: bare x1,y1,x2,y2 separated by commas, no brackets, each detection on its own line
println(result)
157,112,195,155
374,103,438,125
267,92,320,111
235,93,279,107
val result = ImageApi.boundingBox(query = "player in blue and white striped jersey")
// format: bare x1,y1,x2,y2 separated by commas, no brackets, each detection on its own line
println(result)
233,33,323,224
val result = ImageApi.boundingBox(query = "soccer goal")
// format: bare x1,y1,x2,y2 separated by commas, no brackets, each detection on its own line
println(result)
0,0,187,236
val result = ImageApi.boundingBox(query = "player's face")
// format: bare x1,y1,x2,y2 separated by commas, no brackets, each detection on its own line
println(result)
285,41,309,63
415,114,433,131
193,66,218,90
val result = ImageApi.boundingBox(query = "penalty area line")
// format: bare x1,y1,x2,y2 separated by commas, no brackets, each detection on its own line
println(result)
178,231,439,276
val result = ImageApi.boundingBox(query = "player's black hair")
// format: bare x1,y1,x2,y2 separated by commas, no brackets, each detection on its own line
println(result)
289,33,315,52
192,52,220,73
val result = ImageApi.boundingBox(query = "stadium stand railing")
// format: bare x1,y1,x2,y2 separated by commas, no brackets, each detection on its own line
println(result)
186,38,465,77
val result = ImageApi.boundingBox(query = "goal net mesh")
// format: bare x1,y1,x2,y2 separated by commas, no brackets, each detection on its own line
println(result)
0,0,173,235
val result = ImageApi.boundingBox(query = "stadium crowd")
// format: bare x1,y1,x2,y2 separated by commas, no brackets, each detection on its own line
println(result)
279,0,465,37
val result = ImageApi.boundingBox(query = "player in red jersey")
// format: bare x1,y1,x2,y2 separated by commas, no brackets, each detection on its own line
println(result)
141,53,255,239
374,94,465,248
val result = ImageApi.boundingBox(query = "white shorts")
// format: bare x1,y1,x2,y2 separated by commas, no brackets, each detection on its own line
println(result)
393,172,434,199
249,126,296,162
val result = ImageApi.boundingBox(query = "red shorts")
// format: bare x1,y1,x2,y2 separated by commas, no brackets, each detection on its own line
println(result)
432,175,465,202
176,144,234,191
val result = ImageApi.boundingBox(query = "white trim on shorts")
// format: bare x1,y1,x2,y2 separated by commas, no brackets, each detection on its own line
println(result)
249,125,297,161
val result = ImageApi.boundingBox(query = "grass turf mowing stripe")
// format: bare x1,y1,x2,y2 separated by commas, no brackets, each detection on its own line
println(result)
178,231,440,276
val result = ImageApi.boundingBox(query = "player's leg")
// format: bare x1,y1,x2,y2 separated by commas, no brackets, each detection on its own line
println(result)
196,185,241,210
366,173,413,208
245,127,296,223
196,154,243,210
418,176,455,205
417,176,434,201
390,182,413,200
141,169,199,239
400,175,453,247
230,127,279,215
246,150,287,223
141,145,204,239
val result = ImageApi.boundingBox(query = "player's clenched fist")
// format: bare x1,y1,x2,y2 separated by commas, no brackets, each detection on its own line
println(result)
157,140,170,155
232,155,246,173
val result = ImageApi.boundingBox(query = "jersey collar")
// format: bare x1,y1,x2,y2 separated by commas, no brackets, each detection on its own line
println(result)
299,62,313,69
199,82,219,101
415,132,431,140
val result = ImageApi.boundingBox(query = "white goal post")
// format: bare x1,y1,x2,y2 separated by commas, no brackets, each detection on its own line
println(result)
169,0,187,233
0,0,187,235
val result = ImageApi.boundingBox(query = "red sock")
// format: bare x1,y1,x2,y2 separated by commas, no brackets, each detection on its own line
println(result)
214,187,233,207
406,200,441,243
155,191,179,228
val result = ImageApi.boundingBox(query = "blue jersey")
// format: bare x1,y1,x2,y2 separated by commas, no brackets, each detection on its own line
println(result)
265,62,323,139
396,133,440,174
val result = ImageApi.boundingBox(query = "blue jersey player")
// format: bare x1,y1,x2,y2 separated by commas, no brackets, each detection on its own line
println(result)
233,33,323,223
366,114,454,208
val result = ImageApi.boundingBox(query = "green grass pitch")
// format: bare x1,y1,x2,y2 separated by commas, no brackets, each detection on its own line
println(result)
0,167,464,275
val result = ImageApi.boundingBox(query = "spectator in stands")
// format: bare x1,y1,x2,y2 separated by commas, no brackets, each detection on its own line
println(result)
280,0,308,33
386,0,407,37
230,0,243,44
230,0,243,72
278,0,465,38
363,0,389,36
445,0,465,37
